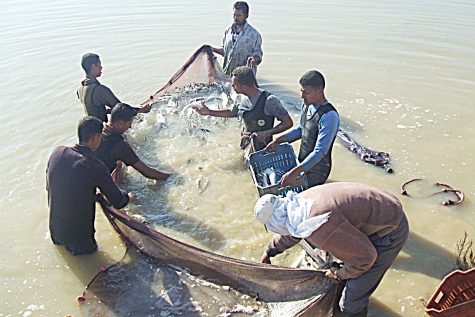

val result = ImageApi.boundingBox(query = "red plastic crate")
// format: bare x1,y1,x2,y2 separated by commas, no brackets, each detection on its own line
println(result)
425,268,475,317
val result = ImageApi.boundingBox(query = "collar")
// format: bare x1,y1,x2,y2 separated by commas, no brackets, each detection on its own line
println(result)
72,143,93,155
82,75,100,86
232,21,248,34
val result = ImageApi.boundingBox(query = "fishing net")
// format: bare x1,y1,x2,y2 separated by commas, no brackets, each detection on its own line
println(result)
80,45,340,316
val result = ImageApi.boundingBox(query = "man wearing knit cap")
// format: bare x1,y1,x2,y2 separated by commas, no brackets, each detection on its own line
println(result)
254,182,409,317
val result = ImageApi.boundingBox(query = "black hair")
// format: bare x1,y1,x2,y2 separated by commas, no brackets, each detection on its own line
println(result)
78,116,103,142
231,66,256,87
299,70,325,89
81,53,100,73
110,103,137,124
233,1,249,15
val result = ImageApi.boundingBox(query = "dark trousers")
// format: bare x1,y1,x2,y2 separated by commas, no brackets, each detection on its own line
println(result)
340,214,409,316
54,238,98,256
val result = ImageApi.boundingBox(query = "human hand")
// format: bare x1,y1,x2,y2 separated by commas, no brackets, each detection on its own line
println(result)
138,104,152,114
128,193,138,204
279,170,297,187
264,140,279,151
246,57,255,68
325,270,342,284
261,253,272,264
193,102,211,116
252,131,267,143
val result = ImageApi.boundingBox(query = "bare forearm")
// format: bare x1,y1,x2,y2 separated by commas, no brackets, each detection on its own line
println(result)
208,108,234,118
264,116,293,138
132,160,170,181
141,168,170,181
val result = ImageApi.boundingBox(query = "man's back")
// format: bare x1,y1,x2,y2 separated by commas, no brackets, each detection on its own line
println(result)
47,144,128,245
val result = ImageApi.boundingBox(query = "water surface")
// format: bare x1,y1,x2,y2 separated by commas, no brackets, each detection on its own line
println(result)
1,0,474,316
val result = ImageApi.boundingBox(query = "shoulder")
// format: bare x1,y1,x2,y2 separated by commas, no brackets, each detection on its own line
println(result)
245,23,261,35
111,140,140,164
321,108,340,121
48,145,70,160
87,153,110,174
95,83,112,94
265,93,284,107
114,139,135,152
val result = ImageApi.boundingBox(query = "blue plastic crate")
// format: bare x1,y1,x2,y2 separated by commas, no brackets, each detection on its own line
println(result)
249,144,308,197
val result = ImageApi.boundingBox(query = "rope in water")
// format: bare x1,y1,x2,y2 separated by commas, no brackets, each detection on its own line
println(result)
401,178,465,206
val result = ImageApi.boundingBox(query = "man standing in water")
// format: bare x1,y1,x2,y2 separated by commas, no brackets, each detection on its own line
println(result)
265,70,339,188
77,53,152,122
47,116,137,255
94,103,170,181
211,1,263,75
254,182,409,317
193,66,293,163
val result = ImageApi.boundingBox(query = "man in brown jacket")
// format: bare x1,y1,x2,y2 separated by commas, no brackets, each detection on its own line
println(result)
254,182,409,317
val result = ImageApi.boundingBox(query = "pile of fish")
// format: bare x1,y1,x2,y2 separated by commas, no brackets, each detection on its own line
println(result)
144,82,233,135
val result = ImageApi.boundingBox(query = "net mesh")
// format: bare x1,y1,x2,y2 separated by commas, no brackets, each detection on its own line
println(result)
80,45,340,317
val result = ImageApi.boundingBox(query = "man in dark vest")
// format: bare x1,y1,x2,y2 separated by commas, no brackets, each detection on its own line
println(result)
77,53,152,122
265,70,340,187
193,66,293,163
94,103,170,181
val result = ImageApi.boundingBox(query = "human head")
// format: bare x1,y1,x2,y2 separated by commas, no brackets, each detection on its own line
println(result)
254,194,279,226
81,53,102,77
299,70,326,106
233,1,249,27
78,116,103,150
231,66,257,94
110,103,137,134
299,70,325,89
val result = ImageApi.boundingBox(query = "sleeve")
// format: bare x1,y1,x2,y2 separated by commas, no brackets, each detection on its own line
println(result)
322,220,377,280
265,234,301,257
252,31,263,59
264,95,289,120
95,162,129,209
284,104,305,142
110,140,140,167
230,101,239,117
300,111,340,172
93,85,121,108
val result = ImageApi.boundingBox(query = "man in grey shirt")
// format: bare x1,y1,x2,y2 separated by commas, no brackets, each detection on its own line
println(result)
211,1,263,75
194,66,293,163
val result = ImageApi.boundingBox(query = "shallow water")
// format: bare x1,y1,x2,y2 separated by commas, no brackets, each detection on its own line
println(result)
1,0,474,316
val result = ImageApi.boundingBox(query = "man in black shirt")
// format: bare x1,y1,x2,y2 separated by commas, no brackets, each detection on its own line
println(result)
46,116,137,255
94,103,170,180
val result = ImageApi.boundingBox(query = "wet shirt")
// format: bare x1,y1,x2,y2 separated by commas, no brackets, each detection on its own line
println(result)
102,124,140,167
46,144,129,245
222,22,263,75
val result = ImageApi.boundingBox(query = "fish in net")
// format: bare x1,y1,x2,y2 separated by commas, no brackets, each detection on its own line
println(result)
80,45,343,316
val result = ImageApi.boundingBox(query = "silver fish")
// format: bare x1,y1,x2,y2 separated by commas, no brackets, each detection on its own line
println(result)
264,167,277,185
